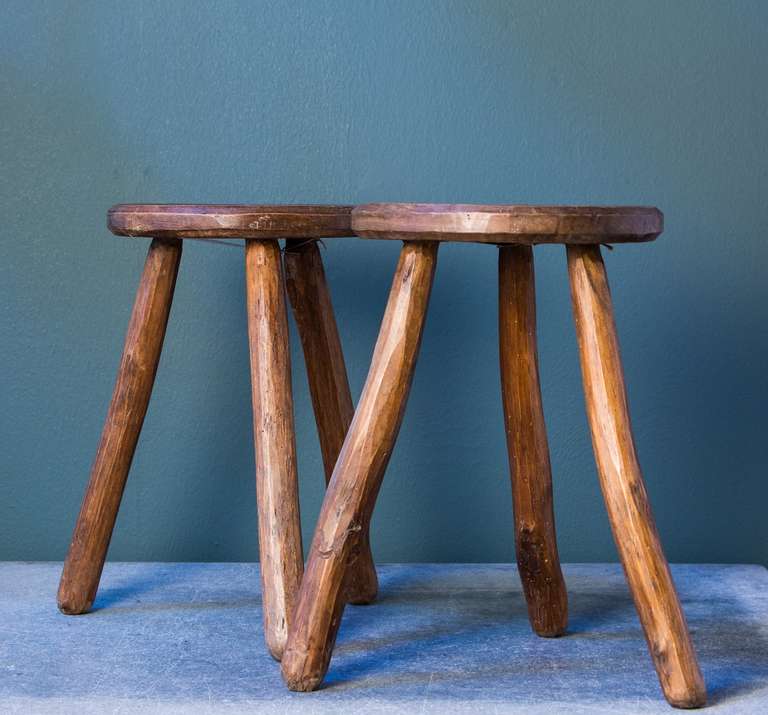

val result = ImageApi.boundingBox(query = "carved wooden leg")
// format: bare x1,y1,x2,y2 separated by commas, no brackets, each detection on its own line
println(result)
281,241,438,691
284,240,378,605
499,245,567,637
245,239,304,661
58,237,182,615
567,245,706,709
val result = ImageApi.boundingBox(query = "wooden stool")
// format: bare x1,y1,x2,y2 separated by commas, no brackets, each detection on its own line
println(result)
281,204,707,709
57,204,378,661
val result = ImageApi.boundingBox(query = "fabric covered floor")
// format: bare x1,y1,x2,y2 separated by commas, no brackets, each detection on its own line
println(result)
1,562,766,713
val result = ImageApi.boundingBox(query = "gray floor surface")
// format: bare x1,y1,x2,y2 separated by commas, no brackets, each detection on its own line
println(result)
1,562,766,713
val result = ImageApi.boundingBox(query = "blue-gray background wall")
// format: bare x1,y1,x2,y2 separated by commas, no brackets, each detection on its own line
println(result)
2,1,767,565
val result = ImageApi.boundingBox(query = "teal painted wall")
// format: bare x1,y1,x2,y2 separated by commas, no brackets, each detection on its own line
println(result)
2,1,767,565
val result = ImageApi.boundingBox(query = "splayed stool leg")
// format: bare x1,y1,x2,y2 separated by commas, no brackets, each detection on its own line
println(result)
58,237,182,615
281,241,439,691
567,244,706,709
499,245,567,637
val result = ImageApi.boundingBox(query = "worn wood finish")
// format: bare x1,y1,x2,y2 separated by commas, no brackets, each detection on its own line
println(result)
353,203,662,244
498,245,568,637
245,239,304,661
109,204,354,239
58,237,182,615
281,241,439,692
567,245,706,709
283,239,378,605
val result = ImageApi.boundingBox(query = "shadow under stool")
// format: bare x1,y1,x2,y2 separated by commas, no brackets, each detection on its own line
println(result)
57,204,378,661
281,203,707,709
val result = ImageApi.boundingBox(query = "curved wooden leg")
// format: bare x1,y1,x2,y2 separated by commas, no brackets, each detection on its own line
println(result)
58,237,182,615
499,245,567,637
284,240,378,605
245,239,304,661
281,241,438,691
567,245,706,709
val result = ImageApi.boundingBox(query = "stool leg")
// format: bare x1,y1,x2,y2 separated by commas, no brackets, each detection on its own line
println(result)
281,241,438,691
57,237,182,614
245,239,304,661
567,245,706,709
284,239,378,605
499,245,567,637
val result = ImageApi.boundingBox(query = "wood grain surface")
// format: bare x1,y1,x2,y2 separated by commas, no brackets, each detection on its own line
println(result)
109,204,354,239
567,245,706,709
245,239,304,661
499,245,568,637
281,241,439,691
283,239,378,605
58,237,182,615
353,203,662,244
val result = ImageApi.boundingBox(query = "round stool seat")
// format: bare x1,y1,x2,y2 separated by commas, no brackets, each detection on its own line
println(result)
352,203,662,244
108,204,354,239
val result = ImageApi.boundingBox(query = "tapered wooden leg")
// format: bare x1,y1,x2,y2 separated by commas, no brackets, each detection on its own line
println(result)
58,237,182,615
499,245,567,637
281,241,439,691
567,245,706,709
245,239,304,661
284,240,378,605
